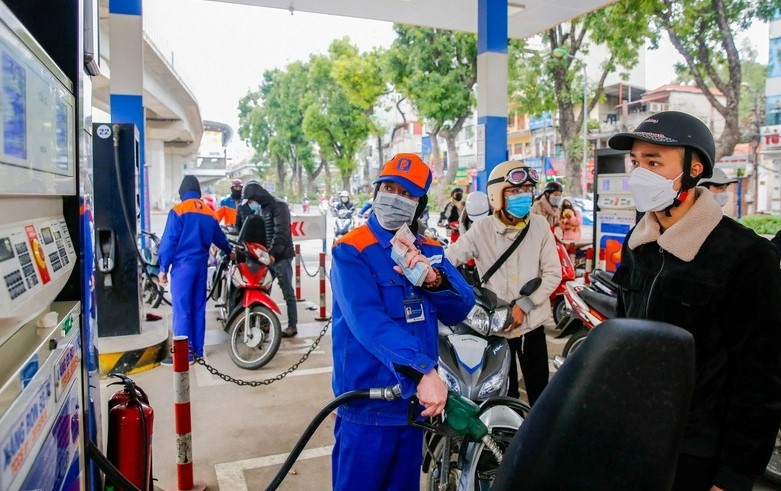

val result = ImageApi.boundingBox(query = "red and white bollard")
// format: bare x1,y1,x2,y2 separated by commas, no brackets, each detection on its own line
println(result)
295,244,304,302
315,252,330,321
171,336,204,491
584,247,594,284
598,247,607,271
567,242,576,268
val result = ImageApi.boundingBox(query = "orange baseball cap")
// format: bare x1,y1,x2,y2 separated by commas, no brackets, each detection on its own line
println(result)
374,153,432,198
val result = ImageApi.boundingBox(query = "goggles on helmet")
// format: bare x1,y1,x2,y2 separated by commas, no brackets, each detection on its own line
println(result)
488,167,540,187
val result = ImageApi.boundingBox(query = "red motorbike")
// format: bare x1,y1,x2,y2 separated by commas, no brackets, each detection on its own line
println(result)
212,216,282,369
550,233,577,323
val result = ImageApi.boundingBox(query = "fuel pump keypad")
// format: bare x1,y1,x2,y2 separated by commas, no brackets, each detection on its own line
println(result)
0,218,74,313
4,270,25,300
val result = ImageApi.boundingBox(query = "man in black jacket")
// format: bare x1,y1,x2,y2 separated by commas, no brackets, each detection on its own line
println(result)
609,111,781,491
238,181,298,337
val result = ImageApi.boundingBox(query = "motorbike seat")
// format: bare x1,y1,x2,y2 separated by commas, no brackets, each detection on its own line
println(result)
579,288,618,319
592,269,619,293
492,319,695,490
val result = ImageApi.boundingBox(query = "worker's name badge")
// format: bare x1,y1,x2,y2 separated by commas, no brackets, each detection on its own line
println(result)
428,254,443,265
403,296,426,323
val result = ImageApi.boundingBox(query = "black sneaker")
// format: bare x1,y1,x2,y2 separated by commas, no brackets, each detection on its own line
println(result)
281,327,298,338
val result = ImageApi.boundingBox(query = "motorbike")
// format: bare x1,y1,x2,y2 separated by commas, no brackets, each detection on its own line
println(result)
552,275,617,366
423,278,541,490
209,216,282,370
319,197,330,215
333,208,354,240
139,230,168,308
550,234,577,324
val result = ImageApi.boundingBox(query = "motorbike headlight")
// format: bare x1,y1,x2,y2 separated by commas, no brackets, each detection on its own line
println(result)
438,366,461,394
465,305,490,336
490,307,509,334
478,369,507,400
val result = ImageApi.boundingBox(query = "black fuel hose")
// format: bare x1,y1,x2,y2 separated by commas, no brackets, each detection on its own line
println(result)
111,125,171,306
264,385,401,491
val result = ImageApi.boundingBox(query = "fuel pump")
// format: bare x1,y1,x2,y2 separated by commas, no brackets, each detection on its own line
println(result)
0,1,98,490
93,123,142,337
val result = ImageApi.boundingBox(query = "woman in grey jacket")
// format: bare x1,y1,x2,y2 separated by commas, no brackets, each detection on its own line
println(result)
446,161,561,405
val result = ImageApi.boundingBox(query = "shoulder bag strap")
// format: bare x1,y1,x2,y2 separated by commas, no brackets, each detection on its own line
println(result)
479,223,531,287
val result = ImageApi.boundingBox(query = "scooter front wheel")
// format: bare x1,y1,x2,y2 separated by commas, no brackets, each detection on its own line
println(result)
227,305,282,369
562,329,589,358
425,437,461,491
552,296,570,324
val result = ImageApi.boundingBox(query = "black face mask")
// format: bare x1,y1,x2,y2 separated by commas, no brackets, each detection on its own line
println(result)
231,189,242,200
454,193,463,201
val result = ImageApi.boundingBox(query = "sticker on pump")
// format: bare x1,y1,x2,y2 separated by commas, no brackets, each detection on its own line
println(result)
24,225,49,284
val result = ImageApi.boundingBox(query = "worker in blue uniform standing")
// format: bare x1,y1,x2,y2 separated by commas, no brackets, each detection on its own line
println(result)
330,153,475,491
158,176,231,363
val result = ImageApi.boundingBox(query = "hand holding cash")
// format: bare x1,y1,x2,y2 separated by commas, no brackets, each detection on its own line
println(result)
390,224,437,287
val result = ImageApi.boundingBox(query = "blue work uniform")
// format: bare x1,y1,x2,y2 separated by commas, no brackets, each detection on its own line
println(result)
330,214,475,491
159,191,231,356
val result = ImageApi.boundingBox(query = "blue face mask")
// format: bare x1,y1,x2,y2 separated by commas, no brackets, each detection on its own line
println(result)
506,193,533,219
249,202,261,213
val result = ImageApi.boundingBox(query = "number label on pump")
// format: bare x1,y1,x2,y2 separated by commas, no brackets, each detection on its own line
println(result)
96,124,111,139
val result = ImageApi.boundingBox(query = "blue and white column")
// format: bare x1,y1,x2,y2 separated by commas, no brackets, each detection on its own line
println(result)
475,0,508,191
109,0,149,234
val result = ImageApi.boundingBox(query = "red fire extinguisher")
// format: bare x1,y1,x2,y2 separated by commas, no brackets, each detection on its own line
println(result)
106,373,154,491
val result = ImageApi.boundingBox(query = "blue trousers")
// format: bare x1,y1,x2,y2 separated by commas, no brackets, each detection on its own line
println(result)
332,416,423,491
171,262,207,356
269,258,297,328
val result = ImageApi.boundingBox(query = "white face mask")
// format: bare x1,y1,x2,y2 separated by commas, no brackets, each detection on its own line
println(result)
373,191,419,230
629,167,684,213
549,196,562,207
714,192,729,207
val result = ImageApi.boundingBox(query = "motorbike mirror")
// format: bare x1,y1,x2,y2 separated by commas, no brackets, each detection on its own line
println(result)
519,277,542,297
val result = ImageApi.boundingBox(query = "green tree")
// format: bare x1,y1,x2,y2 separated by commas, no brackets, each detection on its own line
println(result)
302,40,376,192
673,39,766,147
650,0,781,160
330,39,390,187
386,25,477,201
237,64,317,197
508,0,656,196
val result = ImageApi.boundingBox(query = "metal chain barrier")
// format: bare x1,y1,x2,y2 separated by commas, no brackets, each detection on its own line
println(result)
190,319,332,387
299,256,321,278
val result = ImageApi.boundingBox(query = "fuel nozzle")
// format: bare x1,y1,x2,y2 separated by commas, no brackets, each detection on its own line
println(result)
444,392,504,464
444,392,487,440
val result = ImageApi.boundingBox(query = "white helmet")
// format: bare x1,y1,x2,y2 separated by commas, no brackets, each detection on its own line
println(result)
339,190,349,198
486,160,540,210
465,191,490,220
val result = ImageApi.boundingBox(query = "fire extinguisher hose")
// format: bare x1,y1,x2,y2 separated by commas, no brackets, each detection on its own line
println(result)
264,385,402,491
86,439,143,491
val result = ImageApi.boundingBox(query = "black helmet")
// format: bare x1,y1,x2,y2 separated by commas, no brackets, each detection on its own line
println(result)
543,181,563,194
608,111,716,182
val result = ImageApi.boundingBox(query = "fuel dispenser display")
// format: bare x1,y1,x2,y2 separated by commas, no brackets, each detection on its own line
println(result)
593,149,636,273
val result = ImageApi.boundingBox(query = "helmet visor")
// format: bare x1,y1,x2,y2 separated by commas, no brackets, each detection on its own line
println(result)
488,167,540,187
